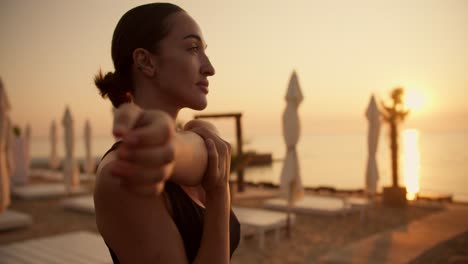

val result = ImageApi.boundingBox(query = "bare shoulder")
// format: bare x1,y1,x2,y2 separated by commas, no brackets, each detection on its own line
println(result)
94,152,187,264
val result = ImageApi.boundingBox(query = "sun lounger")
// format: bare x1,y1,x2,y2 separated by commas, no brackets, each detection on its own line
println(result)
232,206,295,249
238,225,256,246
0,210,33,232
79,173,95,181
61,200,292,249
30,169,94,182
30,169,63,181
263,195,348,216
61,198,292,250
12,183,89,200
0,231,111,264
61,197,295,249
62,196,95,214
343,196,372,221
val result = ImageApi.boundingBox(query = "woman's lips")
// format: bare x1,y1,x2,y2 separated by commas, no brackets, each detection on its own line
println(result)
196,81,209,94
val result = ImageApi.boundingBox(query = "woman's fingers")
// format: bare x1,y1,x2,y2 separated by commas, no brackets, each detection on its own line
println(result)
216,141,227,176
123,110,175,147
113,103,142,138
111,106,177,196
190,127,230,154
184,119,219,134
117,144,175,167
114,107,174,147
203,138,219,191
191,125,231,185
189,126,215,141
206,139,219,174
191,126,229,145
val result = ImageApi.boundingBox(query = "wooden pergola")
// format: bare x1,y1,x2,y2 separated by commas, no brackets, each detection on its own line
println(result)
194,112,245,192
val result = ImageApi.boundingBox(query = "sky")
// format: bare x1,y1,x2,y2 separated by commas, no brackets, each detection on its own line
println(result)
1,0,467,139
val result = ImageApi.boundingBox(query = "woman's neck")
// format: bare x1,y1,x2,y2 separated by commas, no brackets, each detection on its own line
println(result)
133,83,180,120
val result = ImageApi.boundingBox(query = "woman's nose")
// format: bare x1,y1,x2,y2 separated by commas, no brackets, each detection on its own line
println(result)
200,55,215,76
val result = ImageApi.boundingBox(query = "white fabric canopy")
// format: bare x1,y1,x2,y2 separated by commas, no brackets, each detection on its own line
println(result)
49,120,60,169
62,106,80,192
280,71,304,205
24,124,31,170
365,94,381,196
0,78,11,212
5,117,15,182
83,119,95,174
11,136,29,186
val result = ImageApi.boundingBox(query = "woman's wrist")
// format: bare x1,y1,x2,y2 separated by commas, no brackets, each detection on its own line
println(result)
205,185,230,205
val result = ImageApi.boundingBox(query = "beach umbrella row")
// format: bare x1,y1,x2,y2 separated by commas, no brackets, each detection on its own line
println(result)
61,106,97,191
0,78,92,210
278,74,382,200
277,71,382,238
49,113,95,173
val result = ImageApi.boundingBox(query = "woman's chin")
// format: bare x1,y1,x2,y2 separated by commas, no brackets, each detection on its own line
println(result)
189,100,207,111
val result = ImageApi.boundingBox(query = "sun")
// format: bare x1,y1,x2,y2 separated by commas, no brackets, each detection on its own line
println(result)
404,89,425,111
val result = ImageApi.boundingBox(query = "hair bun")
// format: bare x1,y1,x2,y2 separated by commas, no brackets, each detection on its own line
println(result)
94,70,131,108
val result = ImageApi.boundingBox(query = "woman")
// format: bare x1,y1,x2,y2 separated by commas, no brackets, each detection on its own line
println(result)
93,3,240,263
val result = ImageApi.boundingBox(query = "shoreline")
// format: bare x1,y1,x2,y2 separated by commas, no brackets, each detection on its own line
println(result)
29,157,468,205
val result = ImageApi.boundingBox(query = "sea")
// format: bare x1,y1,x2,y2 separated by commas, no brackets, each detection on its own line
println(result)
30,129,468,202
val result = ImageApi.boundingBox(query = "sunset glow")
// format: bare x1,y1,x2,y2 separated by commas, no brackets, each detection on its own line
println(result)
402,129,421,200
404,89,426,112
1,0,467,137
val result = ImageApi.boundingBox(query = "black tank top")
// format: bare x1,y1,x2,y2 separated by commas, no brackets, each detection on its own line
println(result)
101,142,240,263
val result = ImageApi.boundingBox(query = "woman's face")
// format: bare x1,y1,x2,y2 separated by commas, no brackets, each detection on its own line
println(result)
153,11,215,111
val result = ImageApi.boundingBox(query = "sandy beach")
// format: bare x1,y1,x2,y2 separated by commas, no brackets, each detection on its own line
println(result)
2,177,467,263
232,191,447,263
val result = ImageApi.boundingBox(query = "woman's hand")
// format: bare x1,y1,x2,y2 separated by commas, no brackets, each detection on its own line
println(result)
189,126,231,194
109,103,176,195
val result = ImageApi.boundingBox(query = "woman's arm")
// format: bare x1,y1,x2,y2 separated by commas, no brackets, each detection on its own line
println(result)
94,152,189,263
170,119,219,186
194,187,230,264
110,104,217,191
192,131,231,264
94,127,231,264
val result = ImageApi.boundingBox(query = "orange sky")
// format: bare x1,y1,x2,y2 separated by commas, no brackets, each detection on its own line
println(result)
1,0,467,138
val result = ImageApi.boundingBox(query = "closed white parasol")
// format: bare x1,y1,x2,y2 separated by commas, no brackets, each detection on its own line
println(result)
280,71,305,236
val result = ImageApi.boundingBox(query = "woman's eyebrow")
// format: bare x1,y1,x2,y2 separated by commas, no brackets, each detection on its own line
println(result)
183,34,202,42
182,34,207,48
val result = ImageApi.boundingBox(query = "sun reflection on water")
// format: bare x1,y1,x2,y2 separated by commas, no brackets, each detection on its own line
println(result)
402,129,420,200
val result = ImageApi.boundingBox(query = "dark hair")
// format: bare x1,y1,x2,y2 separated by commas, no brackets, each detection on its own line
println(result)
94,3,184,108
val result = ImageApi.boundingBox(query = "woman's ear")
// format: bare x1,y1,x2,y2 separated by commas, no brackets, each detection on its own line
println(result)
132,48,157,77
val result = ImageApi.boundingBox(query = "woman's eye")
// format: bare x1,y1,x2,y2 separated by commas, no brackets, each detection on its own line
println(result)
189,46,199,52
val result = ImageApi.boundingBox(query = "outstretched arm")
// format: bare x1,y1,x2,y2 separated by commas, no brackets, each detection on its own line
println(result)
107,104,217,194
170,119,219,186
